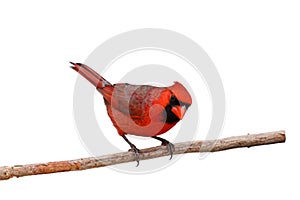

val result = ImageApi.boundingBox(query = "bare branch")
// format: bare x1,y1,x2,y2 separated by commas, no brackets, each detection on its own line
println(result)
0,130,285,181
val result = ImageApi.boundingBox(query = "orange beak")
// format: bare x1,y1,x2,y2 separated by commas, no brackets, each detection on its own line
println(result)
171,105,186,120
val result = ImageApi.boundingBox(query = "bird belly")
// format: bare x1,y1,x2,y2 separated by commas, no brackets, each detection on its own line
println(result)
105,105,177,137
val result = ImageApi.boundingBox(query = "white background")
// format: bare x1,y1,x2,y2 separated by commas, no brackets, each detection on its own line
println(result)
0,0,299,199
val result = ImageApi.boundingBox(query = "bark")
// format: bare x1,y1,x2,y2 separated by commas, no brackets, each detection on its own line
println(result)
0,130,285,181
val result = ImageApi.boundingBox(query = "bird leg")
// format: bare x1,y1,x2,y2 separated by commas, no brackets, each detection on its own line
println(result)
121,135,140,167
152,136,175,160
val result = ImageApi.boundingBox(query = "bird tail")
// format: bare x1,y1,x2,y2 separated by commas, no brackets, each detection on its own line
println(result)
70,62,112,89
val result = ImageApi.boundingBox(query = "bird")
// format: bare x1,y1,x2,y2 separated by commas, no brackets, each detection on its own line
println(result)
70,62,192,166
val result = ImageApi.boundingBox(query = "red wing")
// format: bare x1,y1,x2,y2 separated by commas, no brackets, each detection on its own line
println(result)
103,84,162,124
100,84,142,120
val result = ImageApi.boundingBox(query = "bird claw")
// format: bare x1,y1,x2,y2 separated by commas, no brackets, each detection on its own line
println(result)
152,136,175,160
162,141,175,160
128,145,141,167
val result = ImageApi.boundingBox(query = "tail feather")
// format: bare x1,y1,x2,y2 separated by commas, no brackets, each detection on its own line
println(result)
70,62,112,89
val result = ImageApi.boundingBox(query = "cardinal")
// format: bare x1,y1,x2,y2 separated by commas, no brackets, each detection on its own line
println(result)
70,62,192,166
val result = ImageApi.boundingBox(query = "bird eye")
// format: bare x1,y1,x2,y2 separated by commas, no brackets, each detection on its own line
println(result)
169,95,180,106
170,95,176,102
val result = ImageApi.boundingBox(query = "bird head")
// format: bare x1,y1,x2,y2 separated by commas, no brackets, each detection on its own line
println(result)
157,82,192,124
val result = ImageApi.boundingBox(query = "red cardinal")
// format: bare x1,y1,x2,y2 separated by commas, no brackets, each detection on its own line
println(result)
70,62,192,165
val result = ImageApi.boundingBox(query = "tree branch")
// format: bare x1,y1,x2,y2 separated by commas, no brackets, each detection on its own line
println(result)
0,130,285,181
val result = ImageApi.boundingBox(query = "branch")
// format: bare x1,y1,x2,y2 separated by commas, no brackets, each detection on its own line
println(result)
0,130,285,181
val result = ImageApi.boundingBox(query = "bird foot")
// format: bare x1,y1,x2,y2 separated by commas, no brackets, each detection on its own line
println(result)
128,144,141,167
152,136,175,160
161,140,175,160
